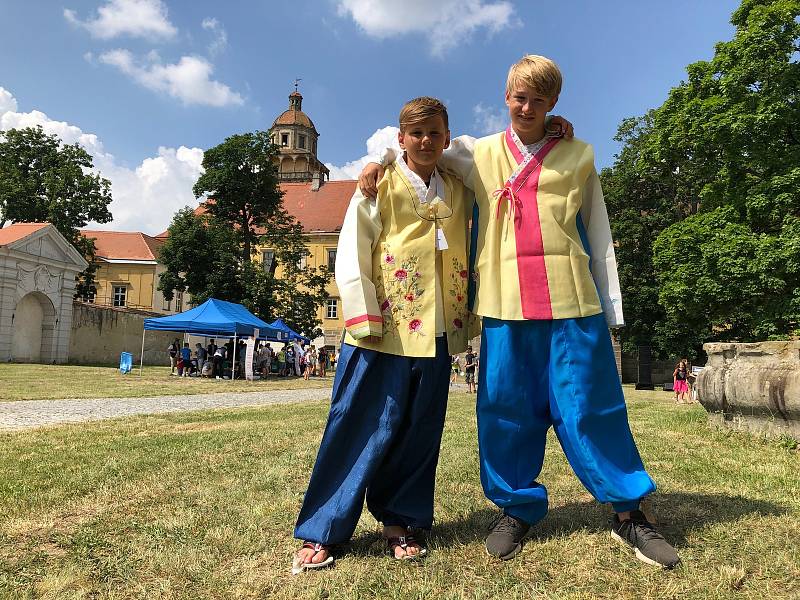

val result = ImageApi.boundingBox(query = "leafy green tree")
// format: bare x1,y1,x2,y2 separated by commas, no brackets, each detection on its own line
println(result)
160,131,331,337
601,114,674,356
0,126,113,297
157,207,246,305
603,0,799,358
653,207,793,357
192,131,282,265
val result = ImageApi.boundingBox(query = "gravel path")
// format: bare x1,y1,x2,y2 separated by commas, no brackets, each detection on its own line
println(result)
0,388,334,431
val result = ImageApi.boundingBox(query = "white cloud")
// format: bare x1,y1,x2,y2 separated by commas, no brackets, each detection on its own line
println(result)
0,87,18,114
473,102,507,135
99,146,204,234
325,126,401,180
64,0,177,40
0,86,204,235
336,0,517,56
99,49,244,107
201,17,228,56
1,106,110,161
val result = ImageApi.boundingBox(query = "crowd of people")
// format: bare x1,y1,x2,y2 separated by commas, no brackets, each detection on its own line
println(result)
166,338,337,380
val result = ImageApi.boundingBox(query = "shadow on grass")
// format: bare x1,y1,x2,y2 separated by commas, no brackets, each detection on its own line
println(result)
423,492,788,550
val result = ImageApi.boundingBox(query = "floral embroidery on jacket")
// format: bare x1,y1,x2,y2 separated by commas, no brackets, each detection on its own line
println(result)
377,247,426,336
448,257,469,333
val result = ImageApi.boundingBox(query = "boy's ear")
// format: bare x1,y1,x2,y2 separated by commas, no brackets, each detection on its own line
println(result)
547,95,559,112
504,89,511,107
397,129,405,149
444,130,451,149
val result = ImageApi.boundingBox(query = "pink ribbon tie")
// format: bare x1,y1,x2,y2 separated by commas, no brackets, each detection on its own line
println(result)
493,185,520,219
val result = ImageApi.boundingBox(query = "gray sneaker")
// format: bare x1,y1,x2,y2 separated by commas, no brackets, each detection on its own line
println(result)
486,512,530,560
611,510,681,568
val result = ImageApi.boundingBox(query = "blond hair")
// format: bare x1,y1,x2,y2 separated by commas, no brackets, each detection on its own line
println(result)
399,97,449,131
506,55,562,98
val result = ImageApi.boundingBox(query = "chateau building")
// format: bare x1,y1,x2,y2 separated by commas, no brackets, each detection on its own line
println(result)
271,180,353,347
189,89,353,347
259,89,353,347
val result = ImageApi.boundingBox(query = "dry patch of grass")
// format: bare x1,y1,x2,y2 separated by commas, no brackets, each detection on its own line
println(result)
0,363,332,402
0,389,798,599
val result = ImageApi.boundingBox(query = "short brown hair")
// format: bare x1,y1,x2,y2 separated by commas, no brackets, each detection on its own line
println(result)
506,55,562,98
399,97,449,131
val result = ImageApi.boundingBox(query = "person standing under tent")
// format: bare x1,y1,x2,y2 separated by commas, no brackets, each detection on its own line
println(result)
168,339,180,375
293,340,305,376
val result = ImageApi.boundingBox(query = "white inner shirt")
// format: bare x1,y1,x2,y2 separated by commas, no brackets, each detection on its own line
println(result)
506,128,554,186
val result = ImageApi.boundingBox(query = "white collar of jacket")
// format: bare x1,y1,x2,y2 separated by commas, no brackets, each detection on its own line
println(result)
394,153,445,205
507,127,556,186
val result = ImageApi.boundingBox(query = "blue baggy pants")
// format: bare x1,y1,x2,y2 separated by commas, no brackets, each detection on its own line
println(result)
294,336,451,544
477,314,655,525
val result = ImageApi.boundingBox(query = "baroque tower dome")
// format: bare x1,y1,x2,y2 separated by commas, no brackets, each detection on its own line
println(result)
268,89,329,185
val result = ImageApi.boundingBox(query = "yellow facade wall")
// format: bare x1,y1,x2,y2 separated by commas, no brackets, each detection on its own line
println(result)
92,262,184,314
256,232,344,347
92,262,158,311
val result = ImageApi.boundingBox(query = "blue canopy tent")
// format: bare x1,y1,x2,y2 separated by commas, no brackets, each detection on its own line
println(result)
267,319,311,344
140,298,280,375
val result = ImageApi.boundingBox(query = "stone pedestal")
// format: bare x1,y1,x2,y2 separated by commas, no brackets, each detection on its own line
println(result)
697,341,800,439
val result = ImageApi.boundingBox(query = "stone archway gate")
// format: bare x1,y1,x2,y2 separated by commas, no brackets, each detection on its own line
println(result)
0,223,88,364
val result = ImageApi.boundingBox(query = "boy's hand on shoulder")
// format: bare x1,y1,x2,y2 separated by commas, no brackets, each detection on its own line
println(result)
358,163,385,199
548,115,574,139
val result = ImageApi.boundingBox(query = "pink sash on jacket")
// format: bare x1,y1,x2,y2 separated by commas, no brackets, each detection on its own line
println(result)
493,127,561,320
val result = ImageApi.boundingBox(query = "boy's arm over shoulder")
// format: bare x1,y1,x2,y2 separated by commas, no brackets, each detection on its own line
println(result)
438,135,477,189
360,136,478,197
578,149,624,328
336,187,384,340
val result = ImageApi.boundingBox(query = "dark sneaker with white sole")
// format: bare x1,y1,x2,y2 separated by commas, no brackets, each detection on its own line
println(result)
486,512,530,560
611,510,681,568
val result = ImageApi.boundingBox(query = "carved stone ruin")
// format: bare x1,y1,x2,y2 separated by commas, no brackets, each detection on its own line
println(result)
697,341,800,440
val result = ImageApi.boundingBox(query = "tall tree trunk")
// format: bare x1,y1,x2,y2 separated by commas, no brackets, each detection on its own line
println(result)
242,213,250,264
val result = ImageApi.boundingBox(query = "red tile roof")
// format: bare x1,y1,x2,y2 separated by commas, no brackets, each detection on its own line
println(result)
0,222,50,246
279,180,355,233
273,109,316,130
80,230,164,261
163,180,356,237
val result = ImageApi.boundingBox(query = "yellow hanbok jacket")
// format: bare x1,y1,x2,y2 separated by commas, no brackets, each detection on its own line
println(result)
439,128,625,326
336,158,474,357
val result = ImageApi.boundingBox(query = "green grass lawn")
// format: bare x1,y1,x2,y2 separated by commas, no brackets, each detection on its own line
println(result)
1,389,798,599
0,364,333,402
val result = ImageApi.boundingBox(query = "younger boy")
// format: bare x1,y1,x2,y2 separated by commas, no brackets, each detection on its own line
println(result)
359,56,679,568
292,97,473,573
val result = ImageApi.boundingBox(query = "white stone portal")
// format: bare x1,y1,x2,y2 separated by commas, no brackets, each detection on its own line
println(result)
10,292,56,362
0,223,88,364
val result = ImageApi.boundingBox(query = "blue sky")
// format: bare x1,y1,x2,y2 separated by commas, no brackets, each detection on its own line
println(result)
1,0,741,234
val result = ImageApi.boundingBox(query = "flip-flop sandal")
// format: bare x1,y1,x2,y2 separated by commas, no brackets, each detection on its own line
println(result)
291,542,335,575
386,535,428,561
